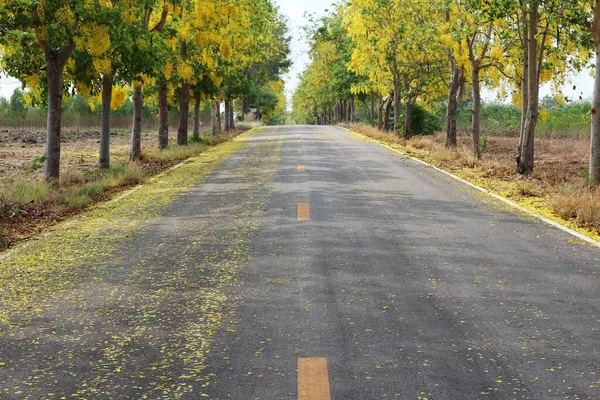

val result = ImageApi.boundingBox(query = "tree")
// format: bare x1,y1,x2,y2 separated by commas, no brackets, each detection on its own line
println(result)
0,2,95,182
345,0,446,137
9,89,28,119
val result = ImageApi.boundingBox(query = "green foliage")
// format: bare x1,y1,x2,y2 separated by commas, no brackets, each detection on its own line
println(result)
410,105,443,135
24,154,47,173
479,135,489,154
457,102,590,138
9,89,27,118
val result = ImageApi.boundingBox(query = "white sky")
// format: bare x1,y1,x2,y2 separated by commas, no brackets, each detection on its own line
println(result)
276,0,332,107
0,0,330,102
0,0,595,105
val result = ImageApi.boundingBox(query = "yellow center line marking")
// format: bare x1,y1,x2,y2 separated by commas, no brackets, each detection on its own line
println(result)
297,203,311,222
297,165,306,173
297,149,303,154
298,358,331,400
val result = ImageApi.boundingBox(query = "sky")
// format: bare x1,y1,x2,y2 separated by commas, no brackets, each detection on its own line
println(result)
0,0,331,102
275,0,332,107
0,0,595,105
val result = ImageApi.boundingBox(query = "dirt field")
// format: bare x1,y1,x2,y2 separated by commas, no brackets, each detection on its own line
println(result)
0,127,246,251
0,129,174,180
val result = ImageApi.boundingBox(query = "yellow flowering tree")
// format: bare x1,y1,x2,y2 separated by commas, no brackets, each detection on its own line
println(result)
345,0,446,137
0,1,113,182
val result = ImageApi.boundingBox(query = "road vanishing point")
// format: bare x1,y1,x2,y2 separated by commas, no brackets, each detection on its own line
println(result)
1,126,599,399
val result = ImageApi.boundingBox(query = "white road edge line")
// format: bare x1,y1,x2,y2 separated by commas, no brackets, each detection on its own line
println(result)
0,128,259,261
339,126,600,249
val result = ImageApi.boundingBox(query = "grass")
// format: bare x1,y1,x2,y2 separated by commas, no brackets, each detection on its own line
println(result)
455,102,591,138
347,122,600,239
0,129,249,250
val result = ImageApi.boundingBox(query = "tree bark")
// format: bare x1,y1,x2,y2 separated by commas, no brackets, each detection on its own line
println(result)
130,84,143,161
471,67,482,158
370,92,375,126
177,41,189,146
43,45,74,184
242,97,250,119
349,96,355,123
378,96,384,130
211,101,220,135
393,77,401,133
518,9,529,165
590,3,600,184
446,55,461,148
224,98,230,132
99,73,113,169
517,3,539,175
193,91,201,141
177,81,190,146
384,96,392,131
229,100,235,130
158,83,169,149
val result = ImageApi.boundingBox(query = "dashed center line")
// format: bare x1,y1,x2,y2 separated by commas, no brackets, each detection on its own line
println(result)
297,165,306,173
298,358,331,400
297,202,311,221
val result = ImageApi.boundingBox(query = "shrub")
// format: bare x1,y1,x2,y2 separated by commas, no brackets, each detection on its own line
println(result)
410,104,443,135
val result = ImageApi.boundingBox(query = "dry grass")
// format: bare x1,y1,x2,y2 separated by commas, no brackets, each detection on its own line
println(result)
548,188,600,231
0,128,250,250
348,123,599,236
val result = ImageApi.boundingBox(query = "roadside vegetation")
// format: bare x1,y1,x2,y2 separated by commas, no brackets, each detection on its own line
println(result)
0,128,249,250
348,122,600,237
293,1,600,238
0,0,290,250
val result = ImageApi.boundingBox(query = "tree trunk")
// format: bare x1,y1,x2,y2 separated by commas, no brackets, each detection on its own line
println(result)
471,66,482,158
177,41,189,146
43,46,73,184
518,9,529,164
130,84,143,161
349,96,355,122
229,100,235,130
211,101,220,135
242,97,250,119
177,81,190,145
590,5,600,184
99,73,113,169
384,96,392,131
158,83,169,149
378,97,384,130
517,3,539,175
591,47,600,183
393,78,401,133
405,101,414,139
446,56,461,148
216,102,221,132
224,96,230,131
45,63,63,183
370,92,375,126
193,91,201,141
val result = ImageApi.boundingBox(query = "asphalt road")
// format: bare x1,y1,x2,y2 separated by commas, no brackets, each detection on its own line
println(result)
1,126,600,399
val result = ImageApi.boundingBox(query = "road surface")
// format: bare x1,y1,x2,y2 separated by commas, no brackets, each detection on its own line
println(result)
1,126,599,399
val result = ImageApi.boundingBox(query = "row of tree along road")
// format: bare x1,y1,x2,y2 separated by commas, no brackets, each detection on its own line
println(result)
292,0,600,183
0,0,290,184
